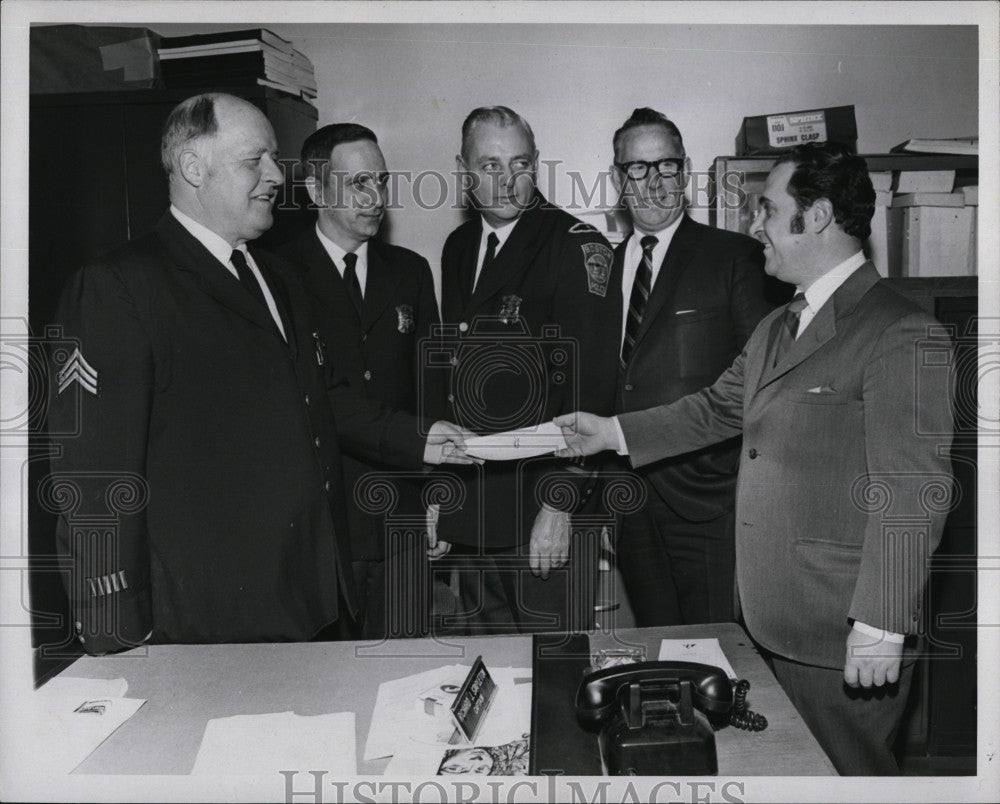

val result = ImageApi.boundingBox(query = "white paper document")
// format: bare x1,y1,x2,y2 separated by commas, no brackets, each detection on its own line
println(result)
191,711,356,775
463,422,567,460
383,668,532,776
23,677,145,774
658,638,738,679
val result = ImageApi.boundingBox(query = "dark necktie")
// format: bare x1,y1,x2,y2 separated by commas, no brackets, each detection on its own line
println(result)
343,251,364,317
231,248,269,311
472,231,499,296
772,292,808,366
620,235,658,368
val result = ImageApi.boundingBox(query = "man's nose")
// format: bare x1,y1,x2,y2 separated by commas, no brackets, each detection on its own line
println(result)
262,153,284,186
749,207,763,235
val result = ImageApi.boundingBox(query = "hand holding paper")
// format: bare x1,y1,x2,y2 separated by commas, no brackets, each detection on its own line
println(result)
552,412,619,458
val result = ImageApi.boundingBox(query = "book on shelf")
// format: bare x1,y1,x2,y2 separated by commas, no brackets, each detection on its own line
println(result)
158,28,294,55
891,136,978,156
160,51,316,93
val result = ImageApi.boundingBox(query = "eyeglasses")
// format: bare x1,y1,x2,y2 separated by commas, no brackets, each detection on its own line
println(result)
614,157,685,181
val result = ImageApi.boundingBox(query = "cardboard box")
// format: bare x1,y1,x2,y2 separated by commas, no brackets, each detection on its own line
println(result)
902,206,976,277
736,105,857,155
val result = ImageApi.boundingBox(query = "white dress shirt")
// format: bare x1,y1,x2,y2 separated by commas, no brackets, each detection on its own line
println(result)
170,205,286,340
620,215,684,345
473,218,519,292
315,225,370,297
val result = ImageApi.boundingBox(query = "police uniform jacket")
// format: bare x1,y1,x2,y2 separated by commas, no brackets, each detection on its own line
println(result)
436,192,622,549
614,216,773,521
277,229,447,561
47,213,425,653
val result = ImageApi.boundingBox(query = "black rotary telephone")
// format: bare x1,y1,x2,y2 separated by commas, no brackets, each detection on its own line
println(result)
575,661,767,775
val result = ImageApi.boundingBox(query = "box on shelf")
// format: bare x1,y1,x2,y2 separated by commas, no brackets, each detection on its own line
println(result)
894,170,955,193
901,206,976,277
736,105,856,155
892,192,965,208
866,207,904,278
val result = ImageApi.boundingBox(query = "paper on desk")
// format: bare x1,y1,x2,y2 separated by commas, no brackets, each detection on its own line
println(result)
463,422,567,460
24,677,145,774
366,665,531,761
191,711,355,775
658,638,737,679
384,669,532,775
365,665,468,760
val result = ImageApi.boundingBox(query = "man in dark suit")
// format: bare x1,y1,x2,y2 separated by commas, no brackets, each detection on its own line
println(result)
277,123,447,640
609,108,775,626
46,93,471,653
427,106,622,634
556,143,954,774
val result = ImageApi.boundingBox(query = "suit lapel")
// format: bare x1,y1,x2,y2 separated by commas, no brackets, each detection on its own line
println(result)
155,213,279,338
754,261,882,392
360,241,395,333
631,216,695,351
454,221,481,315
252,248,298,358
300,230,361,325
470,198,544,309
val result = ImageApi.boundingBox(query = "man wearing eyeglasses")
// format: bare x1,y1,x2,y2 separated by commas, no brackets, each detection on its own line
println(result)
277,123,452,640
609,108,777,627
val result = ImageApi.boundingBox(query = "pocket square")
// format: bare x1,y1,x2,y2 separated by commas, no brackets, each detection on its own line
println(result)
806,386,837,394
675,309,697,315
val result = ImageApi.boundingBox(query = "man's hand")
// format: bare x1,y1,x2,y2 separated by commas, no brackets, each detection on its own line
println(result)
552,412,619,459
425,503,451,559
843,626,903,688
423,420,483,465
529,504,570,579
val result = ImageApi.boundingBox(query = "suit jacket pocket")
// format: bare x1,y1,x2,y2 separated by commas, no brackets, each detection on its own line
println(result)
795,538,861,575
786,390,848,405
673,306,724,325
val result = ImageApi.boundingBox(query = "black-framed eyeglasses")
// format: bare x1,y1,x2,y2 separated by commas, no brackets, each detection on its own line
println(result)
614,157,685,181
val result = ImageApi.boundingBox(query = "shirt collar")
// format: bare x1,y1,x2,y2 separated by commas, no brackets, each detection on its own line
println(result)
170,205,242,268
625,214,684,269
315,224,369,274
481,217,520,253
801,251,867,313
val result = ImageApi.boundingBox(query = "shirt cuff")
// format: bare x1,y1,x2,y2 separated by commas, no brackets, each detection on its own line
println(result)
612,416,629,456
852,620,904,643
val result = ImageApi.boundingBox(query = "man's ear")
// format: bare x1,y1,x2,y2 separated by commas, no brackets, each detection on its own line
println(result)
808,198,835,233
304,176,322,207
178,149,204,188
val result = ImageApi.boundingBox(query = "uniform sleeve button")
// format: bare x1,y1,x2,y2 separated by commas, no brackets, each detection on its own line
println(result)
314,437,321,448
304,394,310,405
624,383,634,392
748,448,758,459
324,481,331,492
459,322,469,333
363,370,372,381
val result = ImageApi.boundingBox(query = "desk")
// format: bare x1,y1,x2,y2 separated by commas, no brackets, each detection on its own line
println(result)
56,623,835,775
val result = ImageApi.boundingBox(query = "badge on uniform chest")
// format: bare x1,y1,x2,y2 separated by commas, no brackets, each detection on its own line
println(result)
499,294,522,325
396,304,414,333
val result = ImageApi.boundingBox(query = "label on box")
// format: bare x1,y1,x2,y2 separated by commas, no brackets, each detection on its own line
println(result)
450,656,497,743
767,110,828,148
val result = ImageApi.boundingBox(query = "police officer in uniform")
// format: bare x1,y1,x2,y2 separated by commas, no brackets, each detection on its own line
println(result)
278,123,448,640
46,93,472,653
427,106,622,634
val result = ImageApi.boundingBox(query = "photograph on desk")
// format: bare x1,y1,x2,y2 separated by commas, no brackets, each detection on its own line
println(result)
1,2,996,803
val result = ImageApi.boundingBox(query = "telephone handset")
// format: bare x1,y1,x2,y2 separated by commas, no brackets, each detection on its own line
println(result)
575,661,767,775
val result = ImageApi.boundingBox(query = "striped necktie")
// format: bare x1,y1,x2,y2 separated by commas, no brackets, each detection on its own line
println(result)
621,235,658,368
772,292,808,366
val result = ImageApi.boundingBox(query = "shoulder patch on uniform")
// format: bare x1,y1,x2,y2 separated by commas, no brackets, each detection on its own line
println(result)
568,222,599,234
580,243,613,298
57,347,98,395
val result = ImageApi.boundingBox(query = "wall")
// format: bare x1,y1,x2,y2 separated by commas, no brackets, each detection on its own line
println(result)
145,23,980,281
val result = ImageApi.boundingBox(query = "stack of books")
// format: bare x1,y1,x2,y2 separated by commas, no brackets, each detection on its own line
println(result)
157,28,317,104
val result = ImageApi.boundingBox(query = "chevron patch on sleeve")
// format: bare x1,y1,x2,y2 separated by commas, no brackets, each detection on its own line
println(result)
57,347,98,395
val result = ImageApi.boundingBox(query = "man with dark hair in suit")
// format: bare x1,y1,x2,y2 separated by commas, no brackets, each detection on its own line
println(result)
47,93,472,653
277,123,448,639
427,106,622,634
609,107,775,626
556,142,954,774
